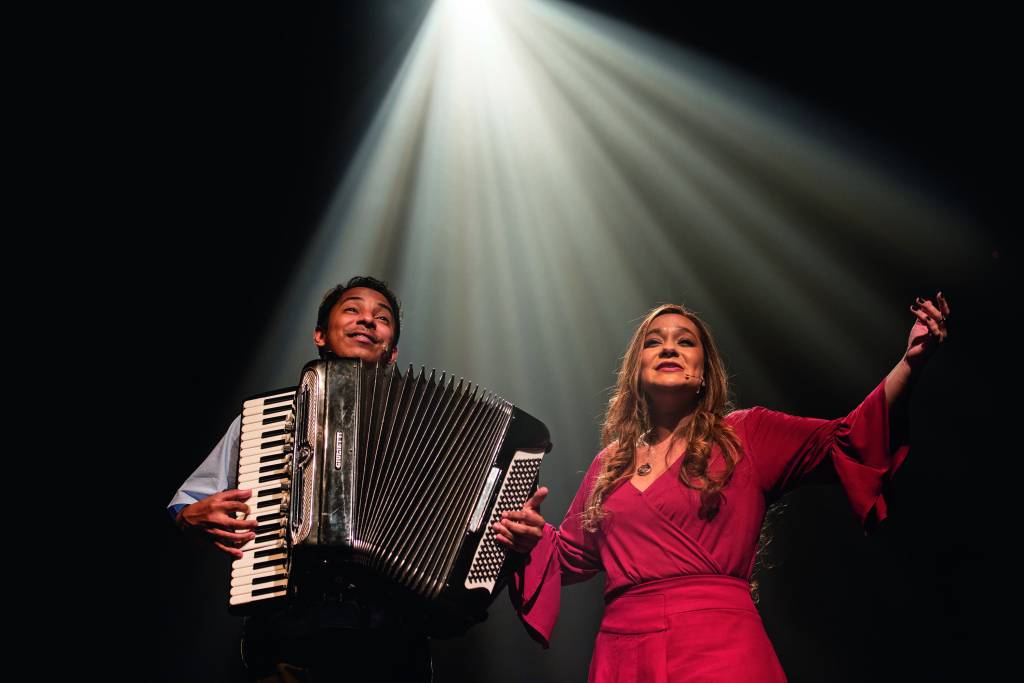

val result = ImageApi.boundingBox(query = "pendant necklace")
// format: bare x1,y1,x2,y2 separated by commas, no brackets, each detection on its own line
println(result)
637,432,653,476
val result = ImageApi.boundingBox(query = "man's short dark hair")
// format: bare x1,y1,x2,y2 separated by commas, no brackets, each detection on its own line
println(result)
316,276,402,358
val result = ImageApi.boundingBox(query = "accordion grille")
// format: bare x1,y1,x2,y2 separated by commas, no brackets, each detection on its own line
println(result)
292,367,320,545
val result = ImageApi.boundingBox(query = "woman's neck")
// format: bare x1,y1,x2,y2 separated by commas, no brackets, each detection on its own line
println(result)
647,395,697,443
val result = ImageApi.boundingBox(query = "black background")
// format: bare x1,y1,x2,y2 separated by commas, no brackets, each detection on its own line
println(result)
121,2,1017,680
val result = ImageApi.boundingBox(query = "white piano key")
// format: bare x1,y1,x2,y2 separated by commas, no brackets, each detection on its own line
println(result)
230,589,287,606
242,391,295,410
238,463,288,479
232,538,286,563
238,446,288,462
231,578,288,596
240,444,289,460
239,456,289,472
240,429,292,446
233,554,288,574
239,467,288,486
242,503,284,521
239,481,286,498
241,530,287,552
247,492,286,510
247,488,286,504
243,403,292,418
237,458,288,476
242,413,290,427
231,567,287,589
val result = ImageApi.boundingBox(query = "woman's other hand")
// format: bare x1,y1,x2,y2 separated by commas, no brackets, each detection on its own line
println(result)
493,486,548,554
905,291,950,368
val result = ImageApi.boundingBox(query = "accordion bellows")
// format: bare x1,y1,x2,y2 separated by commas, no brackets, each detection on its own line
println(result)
230,358,551,624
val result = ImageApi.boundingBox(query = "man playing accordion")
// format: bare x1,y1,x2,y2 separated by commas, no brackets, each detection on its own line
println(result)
169,275,433,682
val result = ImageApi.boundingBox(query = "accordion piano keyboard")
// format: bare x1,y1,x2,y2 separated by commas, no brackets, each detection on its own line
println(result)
229,389,296,608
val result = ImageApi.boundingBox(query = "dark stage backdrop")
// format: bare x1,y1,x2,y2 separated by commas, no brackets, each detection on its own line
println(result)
141,3,1014,681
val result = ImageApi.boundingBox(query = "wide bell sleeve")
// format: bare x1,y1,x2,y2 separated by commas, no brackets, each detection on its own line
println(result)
509,452,606,647
731,378,909,529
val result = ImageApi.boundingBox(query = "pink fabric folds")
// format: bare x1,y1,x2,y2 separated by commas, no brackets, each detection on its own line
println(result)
588,575,785,683
732,378,910,528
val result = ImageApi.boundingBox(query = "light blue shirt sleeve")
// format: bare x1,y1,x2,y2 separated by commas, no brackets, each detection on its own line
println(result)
167,415,242,520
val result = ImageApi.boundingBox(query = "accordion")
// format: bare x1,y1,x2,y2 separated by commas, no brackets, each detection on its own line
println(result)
229,358,551,629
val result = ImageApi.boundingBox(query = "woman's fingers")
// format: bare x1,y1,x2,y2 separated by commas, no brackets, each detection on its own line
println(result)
913,297,943,322
500,518,543,538
910,295,949,342
936,291,951,318
492,522,515,546
523,487,548,513
502,509,545,528
910,306,943,337
492,517,543,554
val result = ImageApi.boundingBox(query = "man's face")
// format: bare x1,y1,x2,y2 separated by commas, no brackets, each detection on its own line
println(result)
313,287,398,364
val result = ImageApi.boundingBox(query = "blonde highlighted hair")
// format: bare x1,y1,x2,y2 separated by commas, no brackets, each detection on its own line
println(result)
582,304,744,531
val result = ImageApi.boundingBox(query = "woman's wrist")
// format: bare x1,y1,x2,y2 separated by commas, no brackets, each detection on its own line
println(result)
884,358,914,408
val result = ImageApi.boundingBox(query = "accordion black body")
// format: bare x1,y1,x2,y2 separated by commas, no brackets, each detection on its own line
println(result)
229,358,552,632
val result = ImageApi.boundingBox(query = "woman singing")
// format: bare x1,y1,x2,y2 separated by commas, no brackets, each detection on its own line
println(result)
493,293,949,682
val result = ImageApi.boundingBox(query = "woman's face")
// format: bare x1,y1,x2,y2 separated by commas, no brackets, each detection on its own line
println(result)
639,313,706,399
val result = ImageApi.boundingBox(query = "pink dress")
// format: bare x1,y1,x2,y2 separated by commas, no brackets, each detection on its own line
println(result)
510,379,908,682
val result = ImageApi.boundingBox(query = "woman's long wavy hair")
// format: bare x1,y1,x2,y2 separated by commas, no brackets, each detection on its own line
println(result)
582,304,744,531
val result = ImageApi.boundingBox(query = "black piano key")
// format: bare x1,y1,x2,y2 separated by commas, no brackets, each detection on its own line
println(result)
262,404,291,415
253,557,287,571
252,571,286,586
256,487,283,497
255,521,282,534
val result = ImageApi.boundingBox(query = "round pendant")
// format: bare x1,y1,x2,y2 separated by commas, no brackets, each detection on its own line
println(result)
637,463,652,476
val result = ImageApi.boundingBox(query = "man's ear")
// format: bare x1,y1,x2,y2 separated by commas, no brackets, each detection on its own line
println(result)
388,345,399,365
313,327,327,349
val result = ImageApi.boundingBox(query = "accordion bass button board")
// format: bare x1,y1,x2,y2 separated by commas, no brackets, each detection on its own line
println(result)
229,358,552,627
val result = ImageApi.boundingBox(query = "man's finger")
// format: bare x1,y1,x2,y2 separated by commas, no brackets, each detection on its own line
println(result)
223,501,251,516
220,489,253,501
206,527,256,543
214,541,244,559
213,513,260,530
